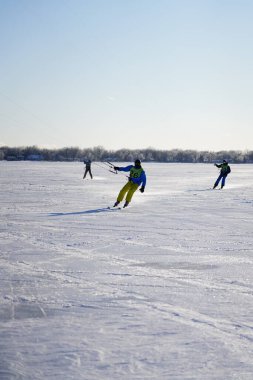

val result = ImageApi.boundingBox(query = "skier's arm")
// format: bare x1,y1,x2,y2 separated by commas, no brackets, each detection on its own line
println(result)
139,172,146,192
114,165,132,172
214,163,221,168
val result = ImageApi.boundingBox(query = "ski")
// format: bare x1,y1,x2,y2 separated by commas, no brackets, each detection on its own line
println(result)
107,204,130,210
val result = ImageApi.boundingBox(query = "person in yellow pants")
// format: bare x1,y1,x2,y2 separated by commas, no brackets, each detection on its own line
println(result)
113,159,146,208
117,182,139,204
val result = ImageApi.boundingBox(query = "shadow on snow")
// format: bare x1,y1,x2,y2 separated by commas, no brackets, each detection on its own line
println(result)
49,207,119,216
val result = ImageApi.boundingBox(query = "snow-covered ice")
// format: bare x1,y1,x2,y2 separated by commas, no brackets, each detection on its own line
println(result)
0,161,253,380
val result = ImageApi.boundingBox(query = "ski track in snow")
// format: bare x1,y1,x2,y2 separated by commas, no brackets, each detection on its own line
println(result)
0,162,253,380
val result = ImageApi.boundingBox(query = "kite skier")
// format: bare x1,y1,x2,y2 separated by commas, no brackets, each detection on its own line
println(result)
213,160,231,189
113,159,146,208
83,160,93,179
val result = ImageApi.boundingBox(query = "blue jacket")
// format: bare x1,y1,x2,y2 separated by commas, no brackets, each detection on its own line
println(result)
215,163,231,175
118,165,146,187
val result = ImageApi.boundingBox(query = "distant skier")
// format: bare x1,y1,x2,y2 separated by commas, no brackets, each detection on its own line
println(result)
213,160,231,189
113,159,146,208
83,160,93,179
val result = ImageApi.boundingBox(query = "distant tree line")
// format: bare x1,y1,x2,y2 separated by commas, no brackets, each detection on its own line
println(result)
0,145,253,163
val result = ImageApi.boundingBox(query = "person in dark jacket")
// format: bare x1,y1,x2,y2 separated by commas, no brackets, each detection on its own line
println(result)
213,160,231,189
83,160,93,179
113,159,146,208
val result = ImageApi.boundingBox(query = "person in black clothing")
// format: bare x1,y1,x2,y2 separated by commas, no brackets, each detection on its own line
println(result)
83,160,93,179
213,160,231,189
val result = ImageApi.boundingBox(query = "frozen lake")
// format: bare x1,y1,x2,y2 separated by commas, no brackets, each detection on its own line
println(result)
0,161,253,379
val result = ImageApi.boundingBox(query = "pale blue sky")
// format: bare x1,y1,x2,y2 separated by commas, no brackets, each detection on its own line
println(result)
0,0,253,150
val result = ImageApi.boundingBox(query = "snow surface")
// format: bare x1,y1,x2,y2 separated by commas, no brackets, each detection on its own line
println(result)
0,161,253,380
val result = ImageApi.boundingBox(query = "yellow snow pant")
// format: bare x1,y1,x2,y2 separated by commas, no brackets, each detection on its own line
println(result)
117,182,139,203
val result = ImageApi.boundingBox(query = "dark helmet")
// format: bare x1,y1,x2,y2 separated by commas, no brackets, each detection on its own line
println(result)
134,159,141,166
223,159,228,164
